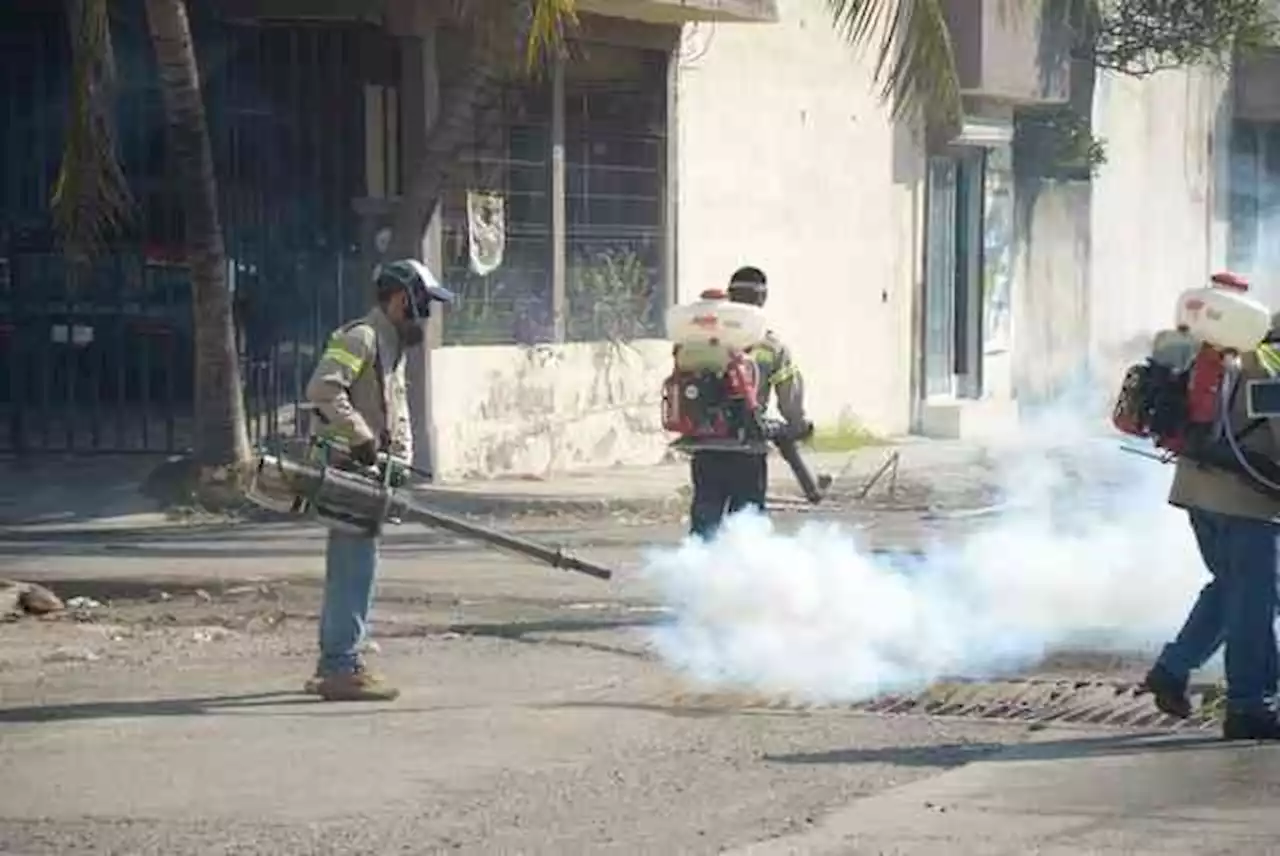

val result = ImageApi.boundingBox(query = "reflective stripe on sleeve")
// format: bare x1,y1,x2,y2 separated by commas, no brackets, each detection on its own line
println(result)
322,342,365,373
1257,344,1280,377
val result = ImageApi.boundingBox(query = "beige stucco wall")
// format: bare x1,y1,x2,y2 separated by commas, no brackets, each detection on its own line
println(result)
429,339,673,480
421,38,1242,476
1087,65,1232,383
426,0,921,478
672,0,921,436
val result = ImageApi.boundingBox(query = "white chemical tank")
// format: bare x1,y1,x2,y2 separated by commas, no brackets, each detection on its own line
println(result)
666,289,768,352
1175,272,1272,353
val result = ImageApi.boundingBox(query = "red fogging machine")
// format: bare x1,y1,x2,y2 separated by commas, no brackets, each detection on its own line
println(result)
1111,271,1280,496
659,289,831,503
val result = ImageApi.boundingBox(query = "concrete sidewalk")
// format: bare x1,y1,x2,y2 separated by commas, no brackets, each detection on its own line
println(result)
0,438,995,530
734,730,1280,855
411,439,994,517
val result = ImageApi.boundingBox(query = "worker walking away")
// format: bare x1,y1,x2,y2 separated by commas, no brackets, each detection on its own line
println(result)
1115,277,1280,739
302,259,454,702
685,266,811,539
1140,324,1280,734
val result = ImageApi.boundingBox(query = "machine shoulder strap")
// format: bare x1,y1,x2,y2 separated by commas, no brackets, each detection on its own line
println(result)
1224,343,1280,445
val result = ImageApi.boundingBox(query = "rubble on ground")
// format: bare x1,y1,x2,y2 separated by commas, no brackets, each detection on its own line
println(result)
1,580,65,618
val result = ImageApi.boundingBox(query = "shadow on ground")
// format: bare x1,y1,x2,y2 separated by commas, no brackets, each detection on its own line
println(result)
0,521,668,560
764,730,1232,768
0,692,308,723
0,691,493,724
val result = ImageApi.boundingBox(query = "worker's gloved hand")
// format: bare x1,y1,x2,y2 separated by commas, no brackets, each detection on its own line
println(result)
349,439,379,467
382,458,411,488
797,420,815,441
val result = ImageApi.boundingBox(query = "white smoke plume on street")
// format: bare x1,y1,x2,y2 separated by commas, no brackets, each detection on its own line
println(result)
639,396,1209,703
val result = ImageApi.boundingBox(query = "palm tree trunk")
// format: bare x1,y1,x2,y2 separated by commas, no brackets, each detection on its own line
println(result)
143,0,250,482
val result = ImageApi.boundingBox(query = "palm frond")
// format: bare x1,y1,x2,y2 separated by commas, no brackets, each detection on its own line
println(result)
448,0,579,76
826,0,962,127
524,0,579,71
52,0,133,263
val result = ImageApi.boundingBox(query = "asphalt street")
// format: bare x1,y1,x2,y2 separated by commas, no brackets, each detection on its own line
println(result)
1,511,1273,855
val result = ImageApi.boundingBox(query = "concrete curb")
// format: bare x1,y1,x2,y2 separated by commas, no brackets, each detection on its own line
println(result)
411,486,689,519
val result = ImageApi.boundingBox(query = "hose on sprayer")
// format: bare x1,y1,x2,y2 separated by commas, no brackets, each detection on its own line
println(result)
1220,355,1280,496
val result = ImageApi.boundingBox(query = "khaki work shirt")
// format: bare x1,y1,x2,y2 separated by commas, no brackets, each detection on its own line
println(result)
304,307,412,461
1168,345,1280,522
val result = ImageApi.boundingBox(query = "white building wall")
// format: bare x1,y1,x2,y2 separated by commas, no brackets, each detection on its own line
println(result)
1088,65,1232,380
423,24,1245,477
672,0,921,436
427,0,922,479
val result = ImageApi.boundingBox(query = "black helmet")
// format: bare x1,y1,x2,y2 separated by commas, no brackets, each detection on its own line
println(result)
374,259,456,320
727,266,767,306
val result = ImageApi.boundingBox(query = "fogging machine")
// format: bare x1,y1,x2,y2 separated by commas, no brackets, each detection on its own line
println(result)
245,440,615,581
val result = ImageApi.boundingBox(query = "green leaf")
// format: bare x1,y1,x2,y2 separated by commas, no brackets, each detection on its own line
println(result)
825,0,962,127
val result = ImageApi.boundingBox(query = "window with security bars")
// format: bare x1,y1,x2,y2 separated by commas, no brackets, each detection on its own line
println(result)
564,42,667,343
437,35,669,347
438,43,555,347
1228,120,1280,303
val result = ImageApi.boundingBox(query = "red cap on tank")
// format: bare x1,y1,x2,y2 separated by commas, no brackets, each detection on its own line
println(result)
700,288,727,300
1211,271,1250,291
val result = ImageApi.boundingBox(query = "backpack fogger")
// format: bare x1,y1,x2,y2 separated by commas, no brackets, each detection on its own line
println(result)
1111,272,1280,496
660,289,830,503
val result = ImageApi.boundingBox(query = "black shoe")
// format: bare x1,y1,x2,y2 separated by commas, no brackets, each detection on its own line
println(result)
1222,710,1280,741
1141,664,1192,719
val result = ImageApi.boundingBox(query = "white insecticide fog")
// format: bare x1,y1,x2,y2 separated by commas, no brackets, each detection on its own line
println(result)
639,399,1210,704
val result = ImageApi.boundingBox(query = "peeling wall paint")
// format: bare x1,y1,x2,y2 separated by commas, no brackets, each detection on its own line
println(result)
430,339,673,479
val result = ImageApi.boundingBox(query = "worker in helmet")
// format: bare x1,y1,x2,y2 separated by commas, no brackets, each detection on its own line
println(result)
688,265,812,539
1142,301,1280,739
301,258,454,701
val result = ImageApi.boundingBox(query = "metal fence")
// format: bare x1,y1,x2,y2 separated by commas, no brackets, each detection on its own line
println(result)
0,249,364,454
0,1,382,454
437,37,669,347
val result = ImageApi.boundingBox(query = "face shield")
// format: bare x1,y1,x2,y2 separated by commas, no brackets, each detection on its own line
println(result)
374,259,457,348
727,279,767,307
398,259,456,321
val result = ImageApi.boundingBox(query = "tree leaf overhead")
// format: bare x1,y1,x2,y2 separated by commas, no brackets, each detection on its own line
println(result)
825,0,962,127
824,0,1280,128
525,0,579,71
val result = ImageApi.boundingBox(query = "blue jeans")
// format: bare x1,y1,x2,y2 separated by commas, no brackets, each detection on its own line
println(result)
317,528,379,675
1157,509,1280,714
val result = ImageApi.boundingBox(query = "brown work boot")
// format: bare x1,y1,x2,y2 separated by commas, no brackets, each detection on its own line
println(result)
314,666,400,702
304,657,380,695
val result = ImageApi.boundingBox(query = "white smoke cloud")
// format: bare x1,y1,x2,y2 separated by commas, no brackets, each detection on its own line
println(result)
639,398,1210,704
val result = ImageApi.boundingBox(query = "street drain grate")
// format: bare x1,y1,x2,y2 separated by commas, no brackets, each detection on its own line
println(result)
672,677,1224,731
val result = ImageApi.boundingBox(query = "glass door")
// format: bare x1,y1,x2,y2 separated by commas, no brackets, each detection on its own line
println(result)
923,157,958,398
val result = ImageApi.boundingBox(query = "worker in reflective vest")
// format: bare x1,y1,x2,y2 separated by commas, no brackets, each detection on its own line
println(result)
689,266,811,538
1143,332,1280,740
302,259,453,702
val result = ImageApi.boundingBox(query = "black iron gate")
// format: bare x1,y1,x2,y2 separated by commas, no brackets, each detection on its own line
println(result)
0,0,393,455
